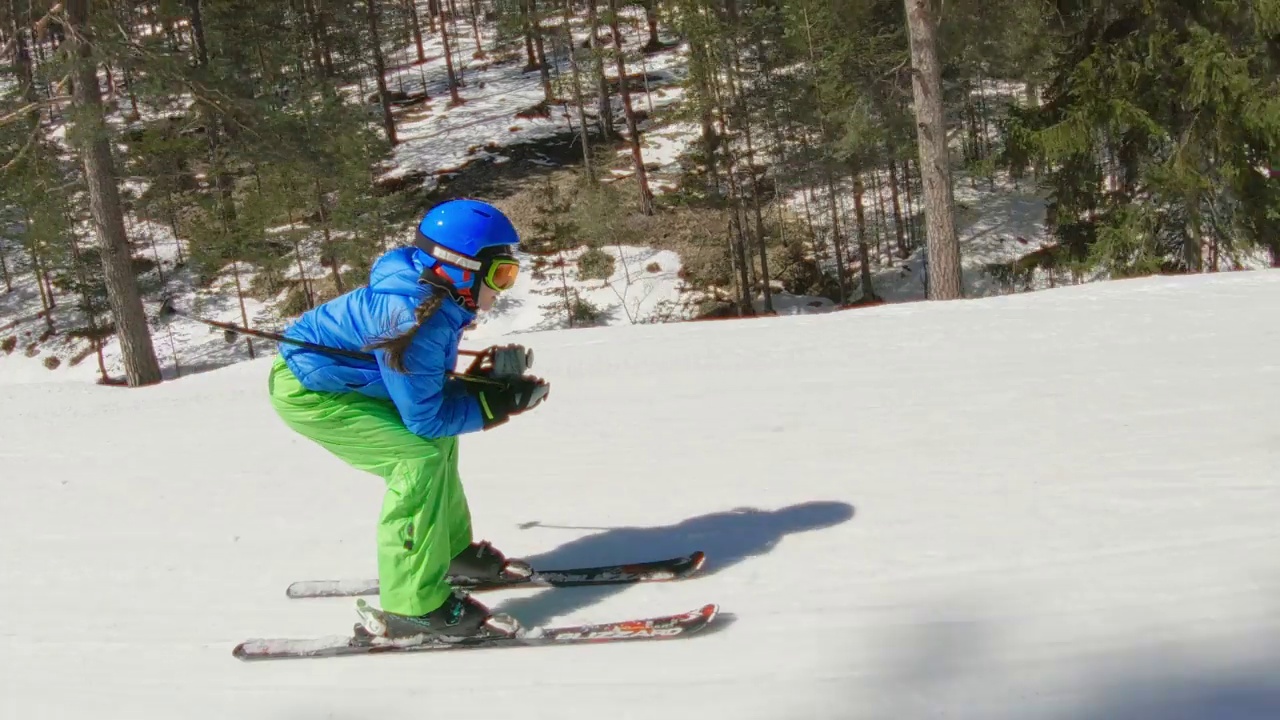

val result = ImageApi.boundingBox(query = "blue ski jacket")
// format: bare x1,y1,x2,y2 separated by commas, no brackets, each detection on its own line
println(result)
279,247,486,439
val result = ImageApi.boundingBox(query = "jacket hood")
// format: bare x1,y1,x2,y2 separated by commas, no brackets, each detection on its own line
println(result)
369,247,432,298
367,246,477,325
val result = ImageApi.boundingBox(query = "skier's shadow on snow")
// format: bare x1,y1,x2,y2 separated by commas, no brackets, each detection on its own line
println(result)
493,501,855,628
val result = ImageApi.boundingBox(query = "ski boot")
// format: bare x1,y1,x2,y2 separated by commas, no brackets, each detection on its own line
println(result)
356,591,519,642
449,540,533,585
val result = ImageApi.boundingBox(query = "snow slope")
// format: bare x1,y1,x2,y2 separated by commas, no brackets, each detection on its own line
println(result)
467,244,690,338
3,270,1279,719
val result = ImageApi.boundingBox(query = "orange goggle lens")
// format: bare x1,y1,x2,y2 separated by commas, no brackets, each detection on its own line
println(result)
485,258,519,291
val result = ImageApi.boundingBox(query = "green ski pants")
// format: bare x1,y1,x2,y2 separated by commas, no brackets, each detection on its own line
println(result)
267,355,472,616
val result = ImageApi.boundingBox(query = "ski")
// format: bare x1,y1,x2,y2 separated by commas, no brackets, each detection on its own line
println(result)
285,550,706,599
232,602,719,660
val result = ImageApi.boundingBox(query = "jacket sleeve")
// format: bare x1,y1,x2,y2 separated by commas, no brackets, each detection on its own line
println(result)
377,321,486,439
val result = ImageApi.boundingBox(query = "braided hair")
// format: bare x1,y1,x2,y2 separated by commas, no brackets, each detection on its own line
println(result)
365,286,447,373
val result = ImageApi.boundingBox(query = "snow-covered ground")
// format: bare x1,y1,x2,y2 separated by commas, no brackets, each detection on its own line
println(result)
468,244,691,337
371,7,690,191
785,169,1275,306
3,269,1278,719
871,174,1060,300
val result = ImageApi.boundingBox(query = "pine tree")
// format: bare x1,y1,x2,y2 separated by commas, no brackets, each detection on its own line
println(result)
1008,0,1280,275
66,0,163,385
904,0,962,300
366,0,399,145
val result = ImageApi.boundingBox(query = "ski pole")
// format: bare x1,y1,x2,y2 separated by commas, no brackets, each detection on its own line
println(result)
159,304,498,384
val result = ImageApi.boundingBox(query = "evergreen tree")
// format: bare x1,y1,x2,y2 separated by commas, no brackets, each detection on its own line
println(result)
66,0,163,385
1007,0,1280,274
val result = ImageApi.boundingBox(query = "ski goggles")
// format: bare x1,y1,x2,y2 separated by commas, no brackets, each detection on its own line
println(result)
420,234,521,293
482,255,520,292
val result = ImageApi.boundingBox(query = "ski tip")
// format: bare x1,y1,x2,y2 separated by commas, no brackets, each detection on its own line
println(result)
697,603,719,622
689,551,707,572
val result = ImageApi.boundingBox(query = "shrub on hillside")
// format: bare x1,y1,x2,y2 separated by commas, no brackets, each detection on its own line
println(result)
569,295,608,326
578,248,614,281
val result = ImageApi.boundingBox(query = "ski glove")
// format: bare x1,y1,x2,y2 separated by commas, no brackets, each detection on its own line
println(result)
477,375,550,429
467,344,534,380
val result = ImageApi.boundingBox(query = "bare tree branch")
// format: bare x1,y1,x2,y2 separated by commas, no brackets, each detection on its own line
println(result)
0,120,45,174
34,3,65,40
1,3,64,59
0,92,73,126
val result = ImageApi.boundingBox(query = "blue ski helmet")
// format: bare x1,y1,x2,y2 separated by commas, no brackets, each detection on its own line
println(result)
414,199,520,299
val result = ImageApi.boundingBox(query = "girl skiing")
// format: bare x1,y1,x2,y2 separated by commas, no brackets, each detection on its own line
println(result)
267,198,549,640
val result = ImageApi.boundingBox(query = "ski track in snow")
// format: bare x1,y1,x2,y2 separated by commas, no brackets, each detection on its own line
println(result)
2,270,1280,719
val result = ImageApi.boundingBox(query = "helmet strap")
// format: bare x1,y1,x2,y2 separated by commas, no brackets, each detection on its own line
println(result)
418,265,477,312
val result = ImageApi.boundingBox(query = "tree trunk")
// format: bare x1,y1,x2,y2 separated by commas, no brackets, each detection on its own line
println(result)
405,0,426,62
800,181,817,247
300,0,327,76
751,187,772,312
0,246,10,293
66,227,111,383
642,0,660,49
122,66,141,118
733,70,771,312
737,34,775,313
231,261,256,359
853,175,878,302
870,165,889,263
316,179,344,293
9,0,37,112
729,204,752,314
164,189,185,264
606,0,653,214
558,252,575,328
902,155,918,249
976,73,993,169
468,0,485,58
689,35,718,196
104,62,116,101
519,0,537,67
300,0,330,77
317,0,336,75
904,0,962,300
187,0,237,227
529,0,552,102
27,241,51,315
440,7,463,104
1185,198,1204,273
963,81,979,168
824,173,849,303
67,0,162,386
703,49,747,312
561,0,594,182
888,155,908,257
365,0,398,144
587,0,613,140
287,207,315,308
708,65,752,314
